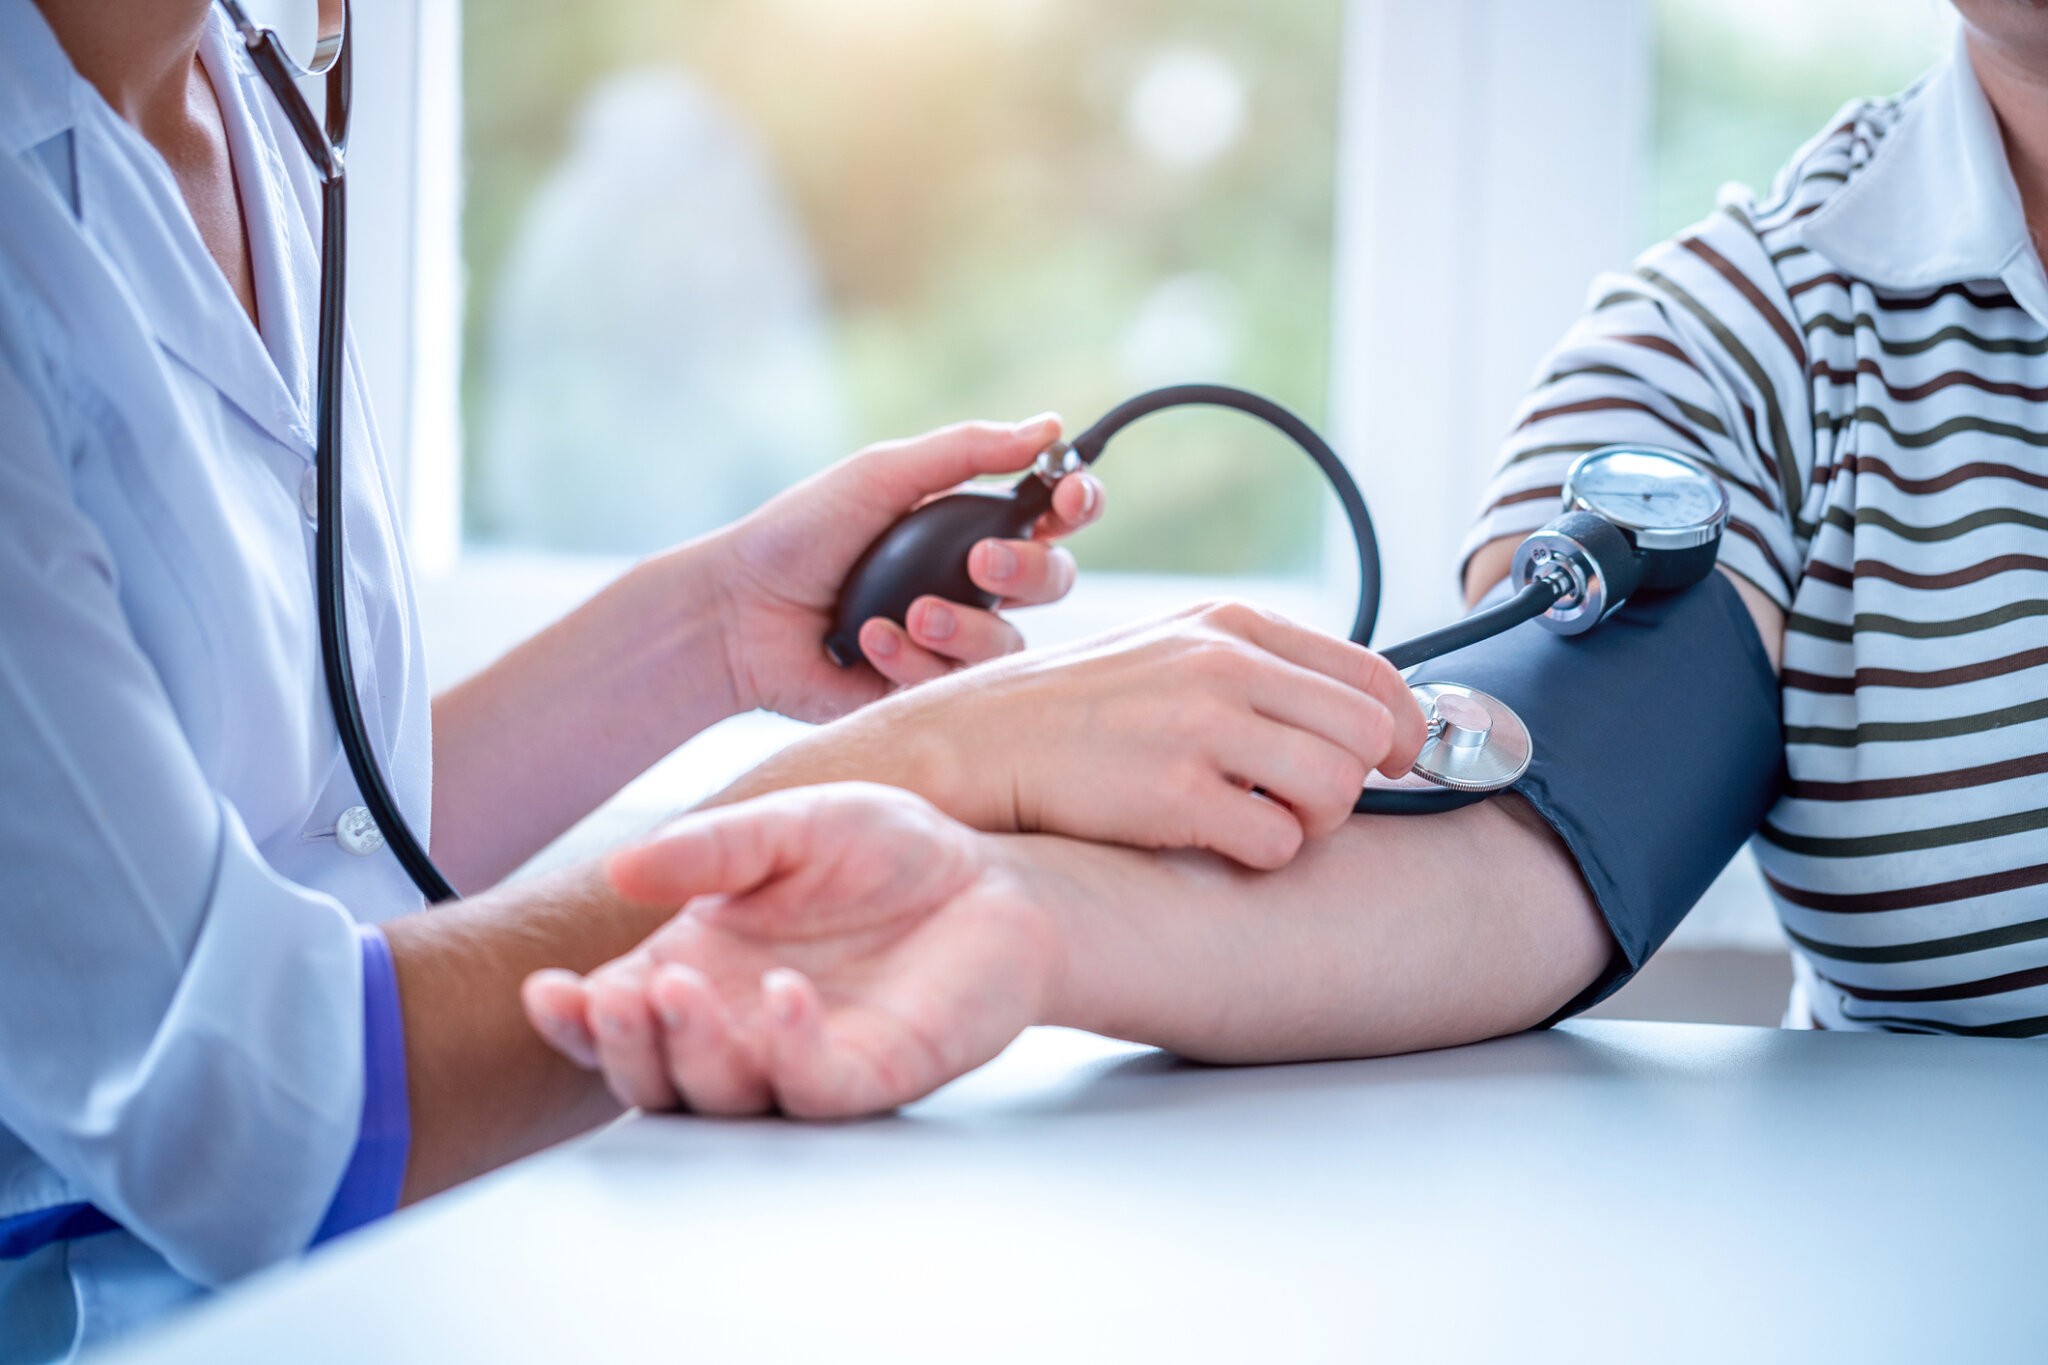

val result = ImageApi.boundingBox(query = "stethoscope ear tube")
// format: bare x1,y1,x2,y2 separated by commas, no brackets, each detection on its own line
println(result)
246,2,458,903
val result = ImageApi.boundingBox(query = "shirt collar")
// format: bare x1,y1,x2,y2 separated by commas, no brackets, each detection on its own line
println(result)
1803,30,2032,292
0,1,82,159
2,4,318,457
200,13,319,434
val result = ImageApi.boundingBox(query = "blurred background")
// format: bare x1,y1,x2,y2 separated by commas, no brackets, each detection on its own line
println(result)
371,0,1957,1022
456,0,1951,575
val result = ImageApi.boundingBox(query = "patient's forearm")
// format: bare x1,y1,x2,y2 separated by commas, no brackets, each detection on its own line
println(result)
1025,796,1610,1063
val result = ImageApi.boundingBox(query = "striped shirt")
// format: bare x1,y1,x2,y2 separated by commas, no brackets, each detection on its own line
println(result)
1463,36,2048,1036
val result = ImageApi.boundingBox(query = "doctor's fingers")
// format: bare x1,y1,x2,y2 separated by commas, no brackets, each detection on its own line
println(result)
1185,779,1310,872
860,415,1064,503
1034,471,1105,540
969,538,1077,608
1243,657,1410,779
1210,721,1371,844
522,969,600,1069
905,595,1026,665
1207,606,1427,773
650,964,777,1115
859,616,962,689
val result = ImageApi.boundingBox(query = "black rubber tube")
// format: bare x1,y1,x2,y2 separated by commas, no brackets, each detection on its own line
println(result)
311,183,457,904
1376,576,1563,672
250,17,460,904
1352,787,1490,815
1070,384,1383,649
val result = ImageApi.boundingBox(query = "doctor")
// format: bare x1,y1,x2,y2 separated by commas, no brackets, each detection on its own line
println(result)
0,0,1425,1353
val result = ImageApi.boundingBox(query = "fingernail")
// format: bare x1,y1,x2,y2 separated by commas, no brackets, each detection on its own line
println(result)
981,541,1017,582
917,602,956,641
1014,411,1059,432
1080,477,1100,519
594,1008,627,1037
864,624,900,658
770,980,800,1025
656,998,686,1031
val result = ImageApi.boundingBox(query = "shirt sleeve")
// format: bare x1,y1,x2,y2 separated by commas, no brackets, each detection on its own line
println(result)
1461,199,1818,605
311,925,412,1246
1455,200,1820,1008
0,342,380,1286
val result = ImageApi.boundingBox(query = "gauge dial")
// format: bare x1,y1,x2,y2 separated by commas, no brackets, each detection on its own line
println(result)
1562,447,1729,551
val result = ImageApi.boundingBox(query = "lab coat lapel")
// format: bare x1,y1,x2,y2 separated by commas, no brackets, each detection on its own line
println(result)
203,17,322,448
68,63,316,462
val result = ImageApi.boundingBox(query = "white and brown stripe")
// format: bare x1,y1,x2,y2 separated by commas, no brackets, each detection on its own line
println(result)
1462,55,2048,1034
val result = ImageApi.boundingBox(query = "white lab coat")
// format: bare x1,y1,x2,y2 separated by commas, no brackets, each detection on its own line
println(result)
0,3,430,1355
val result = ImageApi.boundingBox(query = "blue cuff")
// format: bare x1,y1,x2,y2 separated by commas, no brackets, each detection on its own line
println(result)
311,924,412,1245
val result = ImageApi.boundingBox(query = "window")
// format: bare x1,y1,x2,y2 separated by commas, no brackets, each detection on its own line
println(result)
1650,0,1955,245
386,0,1966,874
460,0,1348,613
435,0,1961,647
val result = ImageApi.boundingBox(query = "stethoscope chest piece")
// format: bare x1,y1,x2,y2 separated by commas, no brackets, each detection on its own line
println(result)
1406,683,1531,793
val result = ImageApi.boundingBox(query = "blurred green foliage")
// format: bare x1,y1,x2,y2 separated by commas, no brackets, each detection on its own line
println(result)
461,0,1954,572
463,0,1341,574
1648,0,1951,242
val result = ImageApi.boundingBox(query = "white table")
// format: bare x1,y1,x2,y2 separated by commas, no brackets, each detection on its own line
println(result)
106,1021,2048,1363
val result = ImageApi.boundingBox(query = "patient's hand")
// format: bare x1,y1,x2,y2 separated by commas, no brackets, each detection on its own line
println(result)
521,784,1055,1118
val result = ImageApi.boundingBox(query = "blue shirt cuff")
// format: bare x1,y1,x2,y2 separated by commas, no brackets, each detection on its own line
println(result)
311,924,411,1245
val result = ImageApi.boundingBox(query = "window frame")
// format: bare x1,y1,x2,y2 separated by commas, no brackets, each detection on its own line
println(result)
1328,0,1653,642
347,0,463,579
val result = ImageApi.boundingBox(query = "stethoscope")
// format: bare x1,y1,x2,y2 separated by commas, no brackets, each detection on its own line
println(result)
223,0,1731,906
222,0,461,899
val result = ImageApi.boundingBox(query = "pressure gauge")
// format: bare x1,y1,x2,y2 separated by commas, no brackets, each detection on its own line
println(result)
1561,446,1729,591
1510,445,1729,636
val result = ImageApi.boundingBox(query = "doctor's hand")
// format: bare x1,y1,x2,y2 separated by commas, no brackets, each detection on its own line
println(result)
520,785,1054,1118
720,601,1430,871
701,415,1102,724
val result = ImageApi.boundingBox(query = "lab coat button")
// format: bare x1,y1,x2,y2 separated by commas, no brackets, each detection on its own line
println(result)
336,805,384,856
298,466,320,524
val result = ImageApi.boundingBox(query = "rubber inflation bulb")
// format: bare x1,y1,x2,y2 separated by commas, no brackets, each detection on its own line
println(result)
825,482,1051,667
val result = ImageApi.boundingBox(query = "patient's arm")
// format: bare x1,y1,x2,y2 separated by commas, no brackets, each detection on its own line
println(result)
524,546,1788,1107
1035,793,1608,1062
518,784,1600,1116
1062,545,1786,1060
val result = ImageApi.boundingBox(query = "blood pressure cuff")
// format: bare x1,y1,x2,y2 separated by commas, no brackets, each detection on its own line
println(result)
1406,570,1783,1023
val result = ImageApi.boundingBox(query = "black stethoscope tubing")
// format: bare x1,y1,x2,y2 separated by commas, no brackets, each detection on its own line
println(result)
246,8,460,903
